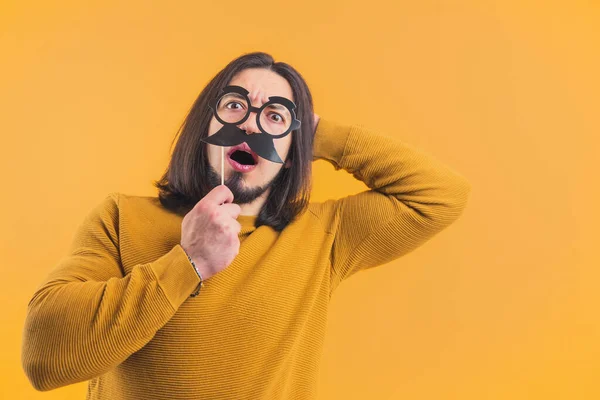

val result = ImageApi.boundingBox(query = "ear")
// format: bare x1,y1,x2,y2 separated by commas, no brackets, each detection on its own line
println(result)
284,159,292,168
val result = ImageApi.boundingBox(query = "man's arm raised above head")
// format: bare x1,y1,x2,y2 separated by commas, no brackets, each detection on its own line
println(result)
312,117,471,286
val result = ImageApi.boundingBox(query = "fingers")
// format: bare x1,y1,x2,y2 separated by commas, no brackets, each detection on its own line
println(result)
219,203,242,219
197,185,234,208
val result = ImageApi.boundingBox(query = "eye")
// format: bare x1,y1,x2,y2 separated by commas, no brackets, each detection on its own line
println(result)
269,113,284,123
225,101,244,110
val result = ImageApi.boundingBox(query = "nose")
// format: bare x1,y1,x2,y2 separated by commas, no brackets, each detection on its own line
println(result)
238,112,261,135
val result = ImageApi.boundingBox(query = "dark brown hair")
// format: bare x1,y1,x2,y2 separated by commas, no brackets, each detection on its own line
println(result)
153,52,315,232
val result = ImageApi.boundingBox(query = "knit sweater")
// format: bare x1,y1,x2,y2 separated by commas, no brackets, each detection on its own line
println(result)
22,118,471,399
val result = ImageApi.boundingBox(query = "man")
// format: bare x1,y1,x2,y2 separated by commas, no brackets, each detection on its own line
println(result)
22,52,471,399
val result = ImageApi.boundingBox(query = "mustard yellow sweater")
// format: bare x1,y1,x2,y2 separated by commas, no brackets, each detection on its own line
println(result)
22,118,471,399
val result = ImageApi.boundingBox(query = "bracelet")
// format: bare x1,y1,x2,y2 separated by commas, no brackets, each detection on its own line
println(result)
182,248,205,297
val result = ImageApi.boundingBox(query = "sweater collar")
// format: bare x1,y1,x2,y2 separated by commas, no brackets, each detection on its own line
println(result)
237,214,257,234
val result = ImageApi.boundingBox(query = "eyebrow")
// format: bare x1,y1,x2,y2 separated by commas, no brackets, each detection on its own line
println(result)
265,103,289,112
223,89,291,111
221,93,245,100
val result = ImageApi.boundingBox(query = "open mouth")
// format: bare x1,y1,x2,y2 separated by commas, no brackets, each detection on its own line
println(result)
229,150,257,166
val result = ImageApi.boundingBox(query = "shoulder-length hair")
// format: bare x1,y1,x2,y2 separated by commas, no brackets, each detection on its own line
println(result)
153,52,315,232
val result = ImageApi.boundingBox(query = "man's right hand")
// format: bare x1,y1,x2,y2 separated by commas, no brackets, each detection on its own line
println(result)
180,185,242,280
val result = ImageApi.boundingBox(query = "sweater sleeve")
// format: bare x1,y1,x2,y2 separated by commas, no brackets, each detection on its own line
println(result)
313,118,472,285
21,193,201,392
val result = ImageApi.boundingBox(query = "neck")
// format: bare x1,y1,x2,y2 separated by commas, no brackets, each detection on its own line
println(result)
238,187,271,216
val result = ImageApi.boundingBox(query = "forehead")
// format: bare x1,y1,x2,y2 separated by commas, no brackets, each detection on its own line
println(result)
228,68,294,104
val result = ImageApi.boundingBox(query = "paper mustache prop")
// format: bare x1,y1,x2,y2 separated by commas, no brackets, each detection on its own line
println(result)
200,85,301,184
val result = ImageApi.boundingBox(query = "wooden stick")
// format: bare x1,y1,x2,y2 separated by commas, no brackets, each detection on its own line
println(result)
221,147,224,186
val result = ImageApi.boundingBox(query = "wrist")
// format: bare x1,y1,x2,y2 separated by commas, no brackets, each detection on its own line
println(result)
181,246,205,297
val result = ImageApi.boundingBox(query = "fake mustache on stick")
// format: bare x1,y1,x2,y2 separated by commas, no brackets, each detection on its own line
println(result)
201,124,284,164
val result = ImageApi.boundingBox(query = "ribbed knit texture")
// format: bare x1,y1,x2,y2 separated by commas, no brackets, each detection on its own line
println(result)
22,118,471,399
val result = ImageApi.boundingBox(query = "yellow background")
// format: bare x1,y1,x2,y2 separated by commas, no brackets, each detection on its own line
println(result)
1,0,598,399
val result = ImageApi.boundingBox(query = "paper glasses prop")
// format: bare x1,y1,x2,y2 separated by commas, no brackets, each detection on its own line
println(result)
200,85,301,185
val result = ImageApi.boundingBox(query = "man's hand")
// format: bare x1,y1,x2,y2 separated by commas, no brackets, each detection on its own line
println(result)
180,185,242,280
